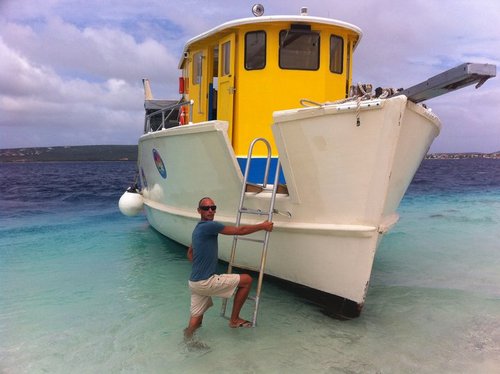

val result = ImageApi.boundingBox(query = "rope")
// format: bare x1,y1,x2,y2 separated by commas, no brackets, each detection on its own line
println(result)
299,84,398,127
299,98,324,107
356,96,362,127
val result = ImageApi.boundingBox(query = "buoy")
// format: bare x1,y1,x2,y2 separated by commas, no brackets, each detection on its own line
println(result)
119,187,144,216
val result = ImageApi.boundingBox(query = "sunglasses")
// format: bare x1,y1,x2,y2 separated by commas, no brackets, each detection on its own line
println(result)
199,205,217,211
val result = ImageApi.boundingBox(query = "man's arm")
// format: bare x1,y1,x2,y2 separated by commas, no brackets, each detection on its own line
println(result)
187,245,193,262
220,220,273,236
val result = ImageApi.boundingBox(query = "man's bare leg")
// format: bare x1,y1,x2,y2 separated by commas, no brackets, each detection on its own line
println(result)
184,314,204,339
229,274,252,327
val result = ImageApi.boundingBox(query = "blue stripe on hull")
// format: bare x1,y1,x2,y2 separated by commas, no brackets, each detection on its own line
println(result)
236,157,286,184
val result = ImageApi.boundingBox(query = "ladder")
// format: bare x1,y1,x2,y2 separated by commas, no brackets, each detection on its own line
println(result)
220,138,281,327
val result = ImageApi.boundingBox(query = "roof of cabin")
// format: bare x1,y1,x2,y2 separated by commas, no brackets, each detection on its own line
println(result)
178,15,363,69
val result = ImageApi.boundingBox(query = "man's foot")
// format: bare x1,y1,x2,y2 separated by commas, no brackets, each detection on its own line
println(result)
184,327,193,340
229,319,253,328
184,327,210,350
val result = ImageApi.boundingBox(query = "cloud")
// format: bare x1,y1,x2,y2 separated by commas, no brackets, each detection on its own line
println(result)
1,16,180,86
0,34,144,147
0,13,182,148
0,0,499,152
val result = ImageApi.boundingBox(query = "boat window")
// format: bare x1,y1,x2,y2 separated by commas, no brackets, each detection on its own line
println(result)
245,31,266,70
279,30,320,70
221,41,231,76
330,35,343,74
193,52,203,84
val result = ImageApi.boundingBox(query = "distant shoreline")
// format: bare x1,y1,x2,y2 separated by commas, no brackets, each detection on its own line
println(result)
0,145,138,163
0,145,499,162
425,152,500,160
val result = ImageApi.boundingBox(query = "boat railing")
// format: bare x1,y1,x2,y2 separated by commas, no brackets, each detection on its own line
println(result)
144,99,194,133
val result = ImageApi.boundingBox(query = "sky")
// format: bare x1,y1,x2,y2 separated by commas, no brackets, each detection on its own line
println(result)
1,0,499,153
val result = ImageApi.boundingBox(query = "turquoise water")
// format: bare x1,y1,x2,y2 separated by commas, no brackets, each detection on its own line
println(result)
1,160,499,373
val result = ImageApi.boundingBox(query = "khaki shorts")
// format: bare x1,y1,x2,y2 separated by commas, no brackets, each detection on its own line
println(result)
189,274,240,317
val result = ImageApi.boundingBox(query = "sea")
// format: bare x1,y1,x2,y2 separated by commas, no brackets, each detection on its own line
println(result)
1,159,499,373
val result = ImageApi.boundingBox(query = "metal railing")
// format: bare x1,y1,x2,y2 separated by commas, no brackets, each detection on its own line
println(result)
143,99,194,133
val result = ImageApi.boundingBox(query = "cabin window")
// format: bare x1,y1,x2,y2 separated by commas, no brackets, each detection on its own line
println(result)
245,31,266,70
193,52,203,84
279,30,320,70
330,35,343,74
221,41,231,76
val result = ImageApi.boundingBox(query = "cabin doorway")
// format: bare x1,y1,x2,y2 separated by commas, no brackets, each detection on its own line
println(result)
208,45,218,121
217,33,236,140
191,49,208,122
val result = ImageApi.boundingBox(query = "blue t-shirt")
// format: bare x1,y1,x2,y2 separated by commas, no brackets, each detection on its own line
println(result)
190,220,225,281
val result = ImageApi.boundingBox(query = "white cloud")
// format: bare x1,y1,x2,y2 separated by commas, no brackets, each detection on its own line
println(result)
0,34,144,147
0,12,182,148
0,0,499,151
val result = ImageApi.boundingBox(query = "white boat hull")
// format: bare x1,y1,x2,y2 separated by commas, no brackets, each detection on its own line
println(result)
137,95,441,317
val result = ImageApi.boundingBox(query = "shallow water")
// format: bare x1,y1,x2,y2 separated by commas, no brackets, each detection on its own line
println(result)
1,160,499,373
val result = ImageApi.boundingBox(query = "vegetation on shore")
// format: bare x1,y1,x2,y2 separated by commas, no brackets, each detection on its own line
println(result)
0,145,498,163
0,145,138,162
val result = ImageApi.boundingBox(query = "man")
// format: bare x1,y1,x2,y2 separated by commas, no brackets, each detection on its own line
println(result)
185,197,273,337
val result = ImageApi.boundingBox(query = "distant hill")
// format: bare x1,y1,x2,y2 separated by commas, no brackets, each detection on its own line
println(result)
0,145,138,162
0,145,498,163
426,152,500,160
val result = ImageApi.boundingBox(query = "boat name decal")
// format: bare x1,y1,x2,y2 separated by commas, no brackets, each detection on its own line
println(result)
152,149,167,179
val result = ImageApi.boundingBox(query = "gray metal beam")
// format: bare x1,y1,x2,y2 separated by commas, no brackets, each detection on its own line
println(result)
395,63,496,103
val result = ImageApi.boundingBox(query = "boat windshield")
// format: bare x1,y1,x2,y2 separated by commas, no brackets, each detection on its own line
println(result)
279,28,320,70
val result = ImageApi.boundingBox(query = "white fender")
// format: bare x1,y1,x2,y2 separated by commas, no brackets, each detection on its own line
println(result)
119,190,144,216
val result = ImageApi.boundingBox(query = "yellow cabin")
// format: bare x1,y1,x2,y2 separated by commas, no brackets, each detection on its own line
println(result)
178,13,362,157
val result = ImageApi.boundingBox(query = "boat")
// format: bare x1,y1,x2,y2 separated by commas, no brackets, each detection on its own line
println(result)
119,5,495,318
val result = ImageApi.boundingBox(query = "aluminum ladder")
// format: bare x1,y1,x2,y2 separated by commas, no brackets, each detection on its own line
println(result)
220,138,281,327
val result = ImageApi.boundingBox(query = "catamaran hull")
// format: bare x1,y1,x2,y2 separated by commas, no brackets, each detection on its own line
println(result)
137,95,441,318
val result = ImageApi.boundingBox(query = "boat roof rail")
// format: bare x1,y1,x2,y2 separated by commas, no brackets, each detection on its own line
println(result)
178,15,363,69
395,63,496,103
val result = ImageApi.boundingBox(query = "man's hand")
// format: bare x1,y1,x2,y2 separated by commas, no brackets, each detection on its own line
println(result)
221,220,274,235
261,220,274,232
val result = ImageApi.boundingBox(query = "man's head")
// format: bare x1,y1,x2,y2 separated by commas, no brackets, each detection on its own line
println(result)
197,197,217,221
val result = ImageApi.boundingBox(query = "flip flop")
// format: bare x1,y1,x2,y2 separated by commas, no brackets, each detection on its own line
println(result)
229,320,253,328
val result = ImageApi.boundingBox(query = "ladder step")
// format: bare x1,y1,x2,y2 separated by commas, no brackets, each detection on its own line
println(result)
240,208,269,216
245,183,289,195
236,237,265,244
245,183,263,193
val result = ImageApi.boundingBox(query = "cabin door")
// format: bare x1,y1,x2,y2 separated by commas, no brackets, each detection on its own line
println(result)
217,33,236,140
191,49,208,123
